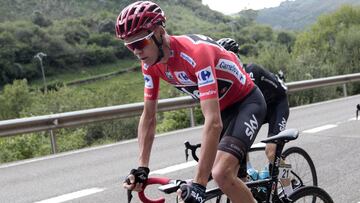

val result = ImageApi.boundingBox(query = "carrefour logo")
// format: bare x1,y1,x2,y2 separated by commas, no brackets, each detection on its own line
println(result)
175,71,196,85
143,74,153,89
217,59,246,85
178,72,189,80
196,66,215,87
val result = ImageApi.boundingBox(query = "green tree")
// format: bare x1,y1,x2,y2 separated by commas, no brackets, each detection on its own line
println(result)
31,11,52,27
277,31,296,52
293,5,360,73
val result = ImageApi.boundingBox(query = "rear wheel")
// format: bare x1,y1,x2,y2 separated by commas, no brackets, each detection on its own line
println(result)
288,186,334,203
282,146,318,189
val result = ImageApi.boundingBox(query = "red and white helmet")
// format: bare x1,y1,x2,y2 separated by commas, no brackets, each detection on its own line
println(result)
115,1,166,40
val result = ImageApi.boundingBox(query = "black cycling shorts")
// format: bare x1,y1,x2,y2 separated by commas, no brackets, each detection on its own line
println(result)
218,87,267,163
264,96,289,137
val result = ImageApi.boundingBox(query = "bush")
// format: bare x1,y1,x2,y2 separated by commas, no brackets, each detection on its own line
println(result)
0,79,33,120
88,33,117,47
157,107,204,133
0,133,49,163
80,44,116,66
239,43,258,57
56,128,87,152
31,11,52,27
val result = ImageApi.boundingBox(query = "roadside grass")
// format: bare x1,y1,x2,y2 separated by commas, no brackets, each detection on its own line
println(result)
30,59,138,87
74,70,182,105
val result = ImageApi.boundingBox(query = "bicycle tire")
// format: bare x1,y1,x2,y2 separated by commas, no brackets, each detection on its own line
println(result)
282,146,318,188
288,186,334,203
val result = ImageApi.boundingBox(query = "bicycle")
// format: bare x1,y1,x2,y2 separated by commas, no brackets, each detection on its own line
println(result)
132,129,333,202
184,135,318,192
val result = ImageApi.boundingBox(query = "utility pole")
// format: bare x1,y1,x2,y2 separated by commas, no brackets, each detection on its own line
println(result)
34,52,47,93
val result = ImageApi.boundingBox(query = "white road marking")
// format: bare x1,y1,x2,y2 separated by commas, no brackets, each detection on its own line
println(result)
0,126,203,169
303,124,337,134
34,188,105,203
349,117,357,121
150,160,197,175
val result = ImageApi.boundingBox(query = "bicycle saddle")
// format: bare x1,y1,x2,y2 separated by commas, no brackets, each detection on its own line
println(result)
261,128,299,144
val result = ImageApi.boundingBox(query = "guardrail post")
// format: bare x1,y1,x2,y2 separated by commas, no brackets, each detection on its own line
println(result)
342,84,348,97
189,107,195,127
49,130,57,154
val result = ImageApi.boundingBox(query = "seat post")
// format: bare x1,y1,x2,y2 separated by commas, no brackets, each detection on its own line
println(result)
270,142,285,178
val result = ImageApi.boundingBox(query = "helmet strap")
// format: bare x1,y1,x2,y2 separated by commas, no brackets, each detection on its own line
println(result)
150,31,164,65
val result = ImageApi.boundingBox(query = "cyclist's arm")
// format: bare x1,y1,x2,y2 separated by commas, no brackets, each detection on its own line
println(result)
194,98,223,186
259,67,287,94
138,99,158,167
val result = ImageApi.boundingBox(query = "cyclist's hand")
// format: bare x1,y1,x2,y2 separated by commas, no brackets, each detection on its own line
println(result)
178,182,206,203
123,167,150,192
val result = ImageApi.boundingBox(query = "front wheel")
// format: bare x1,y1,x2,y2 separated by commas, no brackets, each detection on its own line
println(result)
288,186,334,203
282,146,318,189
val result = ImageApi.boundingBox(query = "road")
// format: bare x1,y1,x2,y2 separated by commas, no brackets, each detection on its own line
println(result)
0,95,359,203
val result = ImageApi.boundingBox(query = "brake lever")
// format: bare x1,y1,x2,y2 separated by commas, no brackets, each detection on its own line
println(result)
184,141,201,162
125,178,132,203
127,190,133,203
184,141,191,161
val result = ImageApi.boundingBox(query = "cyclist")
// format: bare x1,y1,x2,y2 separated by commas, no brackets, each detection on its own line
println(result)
118,1,266,202
217,37,292,194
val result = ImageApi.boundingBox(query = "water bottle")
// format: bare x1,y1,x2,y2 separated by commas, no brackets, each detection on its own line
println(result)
247,167,258,181
258,166,270,180
258,166,270,193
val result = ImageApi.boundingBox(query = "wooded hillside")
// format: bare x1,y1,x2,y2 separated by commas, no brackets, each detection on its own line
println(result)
256,0,360,30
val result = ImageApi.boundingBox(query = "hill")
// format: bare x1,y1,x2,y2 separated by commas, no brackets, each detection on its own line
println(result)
0,0,240,86
255,0,360,30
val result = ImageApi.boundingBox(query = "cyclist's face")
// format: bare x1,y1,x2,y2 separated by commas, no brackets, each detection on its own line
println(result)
124,30,159,65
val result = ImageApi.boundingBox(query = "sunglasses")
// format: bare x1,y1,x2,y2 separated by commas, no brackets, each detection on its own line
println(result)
124,32,154,51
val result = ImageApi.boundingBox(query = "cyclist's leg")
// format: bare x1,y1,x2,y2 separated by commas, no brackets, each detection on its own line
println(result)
265,96,289,162
212,87,266,203
265,97,291,193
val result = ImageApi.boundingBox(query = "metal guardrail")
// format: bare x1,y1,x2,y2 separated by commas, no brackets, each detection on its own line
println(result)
0,97,198,137
0,73,360,153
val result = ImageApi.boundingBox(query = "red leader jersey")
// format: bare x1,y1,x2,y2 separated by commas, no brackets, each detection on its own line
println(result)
142,34,254,111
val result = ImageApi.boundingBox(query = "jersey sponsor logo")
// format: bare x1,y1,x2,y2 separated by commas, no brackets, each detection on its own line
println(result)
244,114,259,140
174,71,196,85
165,71,175,80
180,52,196,67
143,63,149,70
217,79,233,100
278,117,287,131
248,72,255,81
144,92,152,98
143,74,153,89
196,66,215,87
199,89,217,97
176,86,200,99
275,75,288,91
217,59,246,85
261,76,278,88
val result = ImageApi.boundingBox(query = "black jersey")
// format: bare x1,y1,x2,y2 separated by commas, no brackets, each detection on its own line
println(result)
244,63,287,104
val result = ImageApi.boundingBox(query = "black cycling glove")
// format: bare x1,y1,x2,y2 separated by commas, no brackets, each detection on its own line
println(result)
180,182,206,203
127,166,150,184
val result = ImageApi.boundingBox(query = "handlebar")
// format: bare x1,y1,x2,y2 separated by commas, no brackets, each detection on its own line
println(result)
137,177,171,203
137,177,186,203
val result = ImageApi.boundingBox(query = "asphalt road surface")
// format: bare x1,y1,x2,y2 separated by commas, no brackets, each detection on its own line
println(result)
0,95,359,203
